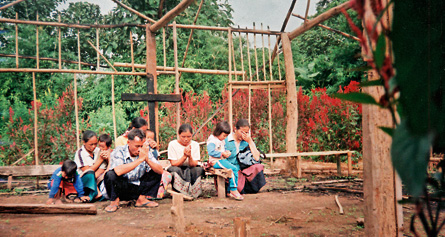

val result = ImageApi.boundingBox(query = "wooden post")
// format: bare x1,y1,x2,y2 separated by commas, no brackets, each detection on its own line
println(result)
281,33,298,170
15,13,19,68
336,155,341,176
149,0,195,32
234,217,250,237
58,14,61,69
304,0,311,23
111,75,117,142
7,175,13,190
217,176,226,199
32,73,38,166
228,29,233,128
170,192,185,235
347,151,352,176
73,74,80,150
36,13,39,69
173,21,180,133
146,25,160,141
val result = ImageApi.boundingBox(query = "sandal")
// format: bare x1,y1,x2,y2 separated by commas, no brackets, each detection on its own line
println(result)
105,204,119,213
228,192,244,201
135,201,159,208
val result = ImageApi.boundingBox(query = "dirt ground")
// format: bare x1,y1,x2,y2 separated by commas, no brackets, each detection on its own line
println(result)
0,174,432,236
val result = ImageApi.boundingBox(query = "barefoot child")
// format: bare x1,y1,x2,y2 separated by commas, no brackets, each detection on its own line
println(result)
46,160,89,204
207,121,243,200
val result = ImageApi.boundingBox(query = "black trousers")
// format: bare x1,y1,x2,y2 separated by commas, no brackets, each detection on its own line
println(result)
104,169,161,201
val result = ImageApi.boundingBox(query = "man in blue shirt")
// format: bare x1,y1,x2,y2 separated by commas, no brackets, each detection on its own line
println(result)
104,129,164,213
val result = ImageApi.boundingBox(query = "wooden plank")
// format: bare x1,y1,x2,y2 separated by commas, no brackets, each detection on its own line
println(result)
209,168,232,179
150,0,195,32
217,176,226,199
121,93,181,102
0,204,97,215
0,165,59,176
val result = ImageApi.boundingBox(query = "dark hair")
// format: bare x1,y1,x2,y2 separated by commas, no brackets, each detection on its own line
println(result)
98,134,112,147
178,124,193,134
213,121,231,136
82,130,97,143
127,129,146,141
130,117,148,129
235,119,250,129
61,160,77,178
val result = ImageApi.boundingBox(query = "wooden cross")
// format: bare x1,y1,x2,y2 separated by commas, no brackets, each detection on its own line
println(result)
121,73,181,138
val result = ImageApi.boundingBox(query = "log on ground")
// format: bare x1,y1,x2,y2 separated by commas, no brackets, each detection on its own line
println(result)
0,204,97,215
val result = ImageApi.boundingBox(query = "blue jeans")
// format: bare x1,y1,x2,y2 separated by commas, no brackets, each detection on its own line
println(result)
213,159,239,191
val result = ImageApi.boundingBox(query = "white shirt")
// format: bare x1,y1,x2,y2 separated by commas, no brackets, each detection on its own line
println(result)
74,145,107,176
168,140,200,166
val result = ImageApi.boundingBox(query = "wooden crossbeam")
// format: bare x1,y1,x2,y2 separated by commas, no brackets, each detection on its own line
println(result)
121,93,181,102
150,0,194,32
0,204,97,215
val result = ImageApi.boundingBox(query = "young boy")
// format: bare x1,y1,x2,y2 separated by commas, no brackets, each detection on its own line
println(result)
46,160,89,204
97,134,113,200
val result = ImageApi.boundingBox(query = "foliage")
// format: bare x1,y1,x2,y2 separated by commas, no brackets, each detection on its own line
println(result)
88,103,128,136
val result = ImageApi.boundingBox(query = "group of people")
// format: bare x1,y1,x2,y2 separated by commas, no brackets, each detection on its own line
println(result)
47,117,266,212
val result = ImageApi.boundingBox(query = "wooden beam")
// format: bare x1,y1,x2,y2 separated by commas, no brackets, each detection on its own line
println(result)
292,14,360,41
111,0,156,23
0,17,145,29
0,0,28,10
0,68,146,76
121,93,181,102
150,0,195,32
0,204,97,215
0,53,107,68
288,1,350,40
86,40,117,72
232,84,285,90
113,63,245,75
0,165,59,176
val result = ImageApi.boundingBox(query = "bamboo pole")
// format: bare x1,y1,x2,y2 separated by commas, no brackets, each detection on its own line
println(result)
0,17,146,29
261,23,266,81
245,31,252,81
293,14,360,41
231,31,238,81
150,0,195,32
111,75,117,141
178,0,204,81
232,84,285,90
15,13,19,68
267,26,273,81
58,14,61,69
253,23,259,81
162,27,166,69
130,31,134,72
0,68,146,75
73,74,80,150
158,0,165,18
32,73,38,165
36,14,39,69
77,27,80,70
288,1,351,40
237,27,245,81
173,21,180,133
112,63,245,75
111,0,156,23
248,84,251,126
0,0,28,10
96,23,100,70
347,151,352,176
228,29,233,128
304,0,311,23
229,80,284,85
87,41,118,72
268,84,273,154
276,35,282,80
0,53,107,68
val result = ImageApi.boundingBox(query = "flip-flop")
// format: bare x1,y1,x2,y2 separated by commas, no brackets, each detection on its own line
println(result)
135,201,159,208
229,192,244,201
105,204,119,213
146,196,162,201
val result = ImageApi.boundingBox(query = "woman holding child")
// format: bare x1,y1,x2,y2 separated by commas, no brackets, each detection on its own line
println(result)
167,124,204,198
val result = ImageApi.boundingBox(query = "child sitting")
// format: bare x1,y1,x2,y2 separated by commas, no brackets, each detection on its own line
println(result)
97,134,113,200
146,129,171,200
207,121,243,201
46,160,89,204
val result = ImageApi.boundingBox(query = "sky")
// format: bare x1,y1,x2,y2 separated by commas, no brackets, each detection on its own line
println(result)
58,0,320,32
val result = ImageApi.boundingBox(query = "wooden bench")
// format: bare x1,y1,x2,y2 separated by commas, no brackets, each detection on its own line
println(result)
266,151,354,178
0,165,59,189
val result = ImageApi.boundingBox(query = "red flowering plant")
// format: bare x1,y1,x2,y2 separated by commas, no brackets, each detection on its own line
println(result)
0,86,89,165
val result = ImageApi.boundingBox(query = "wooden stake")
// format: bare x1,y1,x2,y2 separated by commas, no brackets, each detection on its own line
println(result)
111,75,117,142
77,27,81,70
170,192,185,235
96,23,100,70
112,0,156,23
237,28,245,81
228,29,233,128
173,21,181,133
347,151,352,176
0,204,97,215
0,0,27,10
304,0,311,23
15,13,19,68
268,84,273,154
32,73,38,166
58,14,61,69
253,23,259,81
87,41,117,72
245,31,252,81
74,74,80,150
36,13,39,69
261,23,266,80
234,217,250,237
130,31,134,72
150,0,195,32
